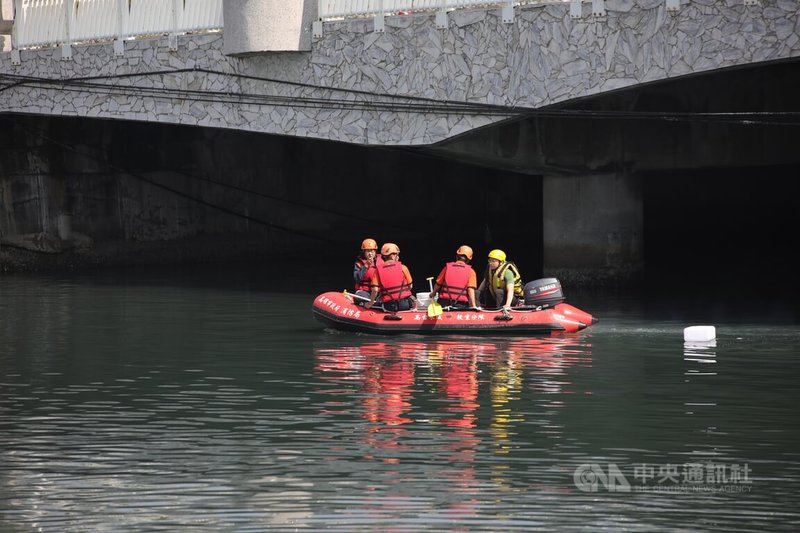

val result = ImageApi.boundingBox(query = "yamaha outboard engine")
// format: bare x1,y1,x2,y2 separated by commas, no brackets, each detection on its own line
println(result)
523,278,565,308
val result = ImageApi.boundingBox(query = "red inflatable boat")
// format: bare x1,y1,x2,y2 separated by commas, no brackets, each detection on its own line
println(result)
312,278,597,335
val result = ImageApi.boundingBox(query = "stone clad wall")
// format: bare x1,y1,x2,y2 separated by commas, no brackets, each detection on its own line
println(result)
0,0,798,146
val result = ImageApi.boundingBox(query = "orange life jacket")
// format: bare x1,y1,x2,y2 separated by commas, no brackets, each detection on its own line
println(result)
376,261,412,303
439,262,472,302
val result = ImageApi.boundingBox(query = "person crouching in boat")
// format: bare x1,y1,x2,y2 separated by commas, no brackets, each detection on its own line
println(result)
430,245,479,310
353,238,380,305
366,243,416,312
476,249,524,311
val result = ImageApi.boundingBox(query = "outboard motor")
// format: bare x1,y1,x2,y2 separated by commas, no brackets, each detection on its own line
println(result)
524,278,565,308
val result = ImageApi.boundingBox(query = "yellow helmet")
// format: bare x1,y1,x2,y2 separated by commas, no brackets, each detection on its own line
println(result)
361,238,378,250
488,249,506,262
381,242,400,255
456,245,473,261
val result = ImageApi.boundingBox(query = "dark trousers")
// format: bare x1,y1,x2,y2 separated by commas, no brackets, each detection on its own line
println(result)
438,298,470,309
383,297,414,312
354,290,384,308
477,288,519,309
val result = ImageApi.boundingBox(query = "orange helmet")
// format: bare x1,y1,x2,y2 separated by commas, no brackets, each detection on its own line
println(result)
456,245,473,261
381,242,400,255
361,238,378,251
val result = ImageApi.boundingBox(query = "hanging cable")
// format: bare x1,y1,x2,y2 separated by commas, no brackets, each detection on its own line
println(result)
2,68,798,126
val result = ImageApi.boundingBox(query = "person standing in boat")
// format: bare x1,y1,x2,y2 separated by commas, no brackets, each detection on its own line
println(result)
430,245,479,310
353,238,380,304
476,249,524,311
366,243,415,312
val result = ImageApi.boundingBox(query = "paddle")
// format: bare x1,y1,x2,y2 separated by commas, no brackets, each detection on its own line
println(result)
426,277,443,318
342,289,370,302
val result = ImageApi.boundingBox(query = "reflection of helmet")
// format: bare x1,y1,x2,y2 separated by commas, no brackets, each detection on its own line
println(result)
488,249,506,262
381,243,400,255
361,238,378,250
456,245,473,261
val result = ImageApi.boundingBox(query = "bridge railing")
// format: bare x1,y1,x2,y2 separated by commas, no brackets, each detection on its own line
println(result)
12,0,223,49
318,0,554,20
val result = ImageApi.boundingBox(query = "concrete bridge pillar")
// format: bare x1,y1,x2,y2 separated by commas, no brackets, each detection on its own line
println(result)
223,0,317,55
0,121,77,253
542,174,643,285
0,0,13,52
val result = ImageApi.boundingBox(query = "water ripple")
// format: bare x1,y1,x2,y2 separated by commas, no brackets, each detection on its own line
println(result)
1,277,799,531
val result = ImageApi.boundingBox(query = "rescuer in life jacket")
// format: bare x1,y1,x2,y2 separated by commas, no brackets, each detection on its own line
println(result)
430,245,479,310
366,243,416,312
476,249,524,311
353,238,380,305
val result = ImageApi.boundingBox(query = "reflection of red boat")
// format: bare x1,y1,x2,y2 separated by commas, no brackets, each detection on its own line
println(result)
311,288,597,335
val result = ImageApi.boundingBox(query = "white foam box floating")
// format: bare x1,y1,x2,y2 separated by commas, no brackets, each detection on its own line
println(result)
416,292,431,310
684,325,716,342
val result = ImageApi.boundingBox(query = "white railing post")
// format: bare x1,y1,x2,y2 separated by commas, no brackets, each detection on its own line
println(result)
375,0,385,32
10,0,20,64
435,0,447,29
62,0,73,60
114,0,126,56
570,0,582,19
313,0,323,38
502,0,514,24
169,0,178,50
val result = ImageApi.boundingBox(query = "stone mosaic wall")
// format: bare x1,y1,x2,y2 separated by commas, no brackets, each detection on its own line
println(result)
1,0,798,146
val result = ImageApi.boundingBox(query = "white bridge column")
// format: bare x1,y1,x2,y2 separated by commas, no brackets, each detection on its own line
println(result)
0,0,12,52
543,173,643,285
223,0,317,55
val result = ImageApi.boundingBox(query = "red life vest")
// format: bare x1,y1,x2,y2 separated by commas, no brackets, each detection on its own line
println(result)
439,261,472,302
376,261,412,303
354,256,376,292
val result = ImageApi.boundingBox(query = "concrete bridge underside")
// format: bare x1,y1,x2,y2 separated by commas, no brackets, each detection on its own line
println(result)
1,0,799,283
3,0,798,146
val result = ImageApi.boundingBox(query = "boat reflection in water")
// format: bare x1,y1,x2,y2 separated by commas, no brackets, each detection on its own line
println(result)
314,335,593,495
